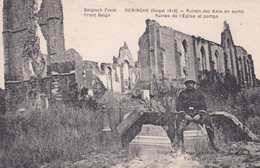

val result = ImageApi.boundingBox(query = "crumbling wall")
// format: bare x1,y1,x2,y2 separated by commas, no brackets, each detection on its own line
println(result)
137,19,256,89
77,42,137,94
81,61,106,89
221,21,237,78
194,38,211,72
38,0,66,64
115,42,136,92
159,27,176,81
138,20,196,89
235,47,255,87
79,61,117,95
3,0,44,81
209,44,225,74
3,0,79,112
5,77,51,113
37,0,77,104
173,31,196,79
138,29,151,83
140,20,167,81
3,0,51,113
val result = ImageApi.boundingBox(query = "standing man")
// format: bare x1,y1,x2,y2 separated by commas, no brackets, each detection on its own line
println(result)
175,77,218,152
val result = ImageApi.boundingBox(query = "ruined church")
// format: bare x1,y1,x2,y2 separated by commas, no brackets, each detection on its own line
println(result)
138,20,256,88
2,0,256,113
3,0,137,113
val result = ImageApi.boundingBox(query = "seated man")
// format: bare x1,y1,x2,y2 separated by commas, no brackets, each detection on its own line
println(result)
175,77,218,152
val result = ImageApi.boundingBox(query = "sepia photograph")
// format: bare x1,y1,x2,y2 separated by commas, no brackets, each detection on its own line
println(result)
0,0,259,167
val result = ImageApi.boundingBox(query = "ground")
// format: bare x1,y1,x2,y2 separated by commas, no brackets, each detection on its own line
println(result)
41,141,259,168
112,142,260,168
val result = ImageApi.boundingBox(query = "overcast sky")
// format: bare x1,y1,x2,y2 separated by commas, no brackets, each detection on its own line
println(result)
0,0,260,88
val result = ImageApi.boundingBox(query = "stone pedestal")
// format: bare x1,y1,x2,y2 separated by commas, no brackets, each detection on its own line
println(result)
183,122,209,153
129,124,173,157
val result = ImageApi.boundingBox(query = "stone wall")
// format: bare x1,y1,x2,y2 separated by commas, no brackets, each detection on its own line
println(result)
38,0,66,65
138,19,256,89
3,0,77,113
114,42,137,92
235,47,256,86
3,0,140,113
3,0,41,82
76,42,137,95
5,78,51,113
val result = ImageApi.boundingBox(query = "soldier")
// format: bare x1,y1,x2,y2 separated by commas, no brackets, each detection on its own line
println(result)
175,77,218,152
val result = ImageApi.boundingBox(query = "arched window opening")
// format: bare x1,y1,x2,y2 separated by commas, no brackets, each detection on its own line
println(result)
181,40,188,77
214,51,220,71
239,58,244,83
123,60,131,90
227,38,234,74
224,52,229,74
200,47,206,71
243,56,248,84
247,60,251,85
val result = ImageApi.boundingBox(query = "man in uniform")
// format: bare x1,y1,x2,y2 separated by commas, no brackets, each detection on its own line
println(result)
175,77,218,152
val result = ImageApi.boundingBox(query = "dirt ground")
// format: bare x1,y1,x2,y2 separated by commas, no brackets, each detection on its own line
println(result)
112,142,260,168
55,141,260,168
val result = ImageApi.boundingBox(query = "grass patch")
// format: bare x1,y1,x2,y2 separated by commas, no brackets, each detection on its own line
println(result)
0,103,105,168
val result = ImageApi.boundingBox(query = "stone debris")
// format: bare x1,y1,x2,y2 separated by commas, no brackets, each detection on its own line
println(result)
112,154,203,168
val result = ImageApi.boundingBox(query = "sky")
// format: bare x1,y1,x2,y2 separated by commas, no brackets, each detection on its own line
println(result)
0,0,260,88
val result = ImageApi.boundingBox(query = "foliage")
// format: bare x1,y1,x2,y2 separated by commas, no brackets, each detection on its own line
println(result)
150,77,181,113
0,104,104,168
198,70,260,135
78,87,98,110
246,116,260,135
62,83,79,105
198,70,240,100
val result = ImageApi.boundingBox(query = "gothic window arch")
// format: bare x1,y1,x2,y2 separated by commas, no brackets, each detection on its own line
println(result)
200,46,206,71
243,56,248,84
224,52,229,74
181,40,188,77
123,60,131,90
227,38,234,73
239,58,244,83
214,51,220,71
247,60,251,85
